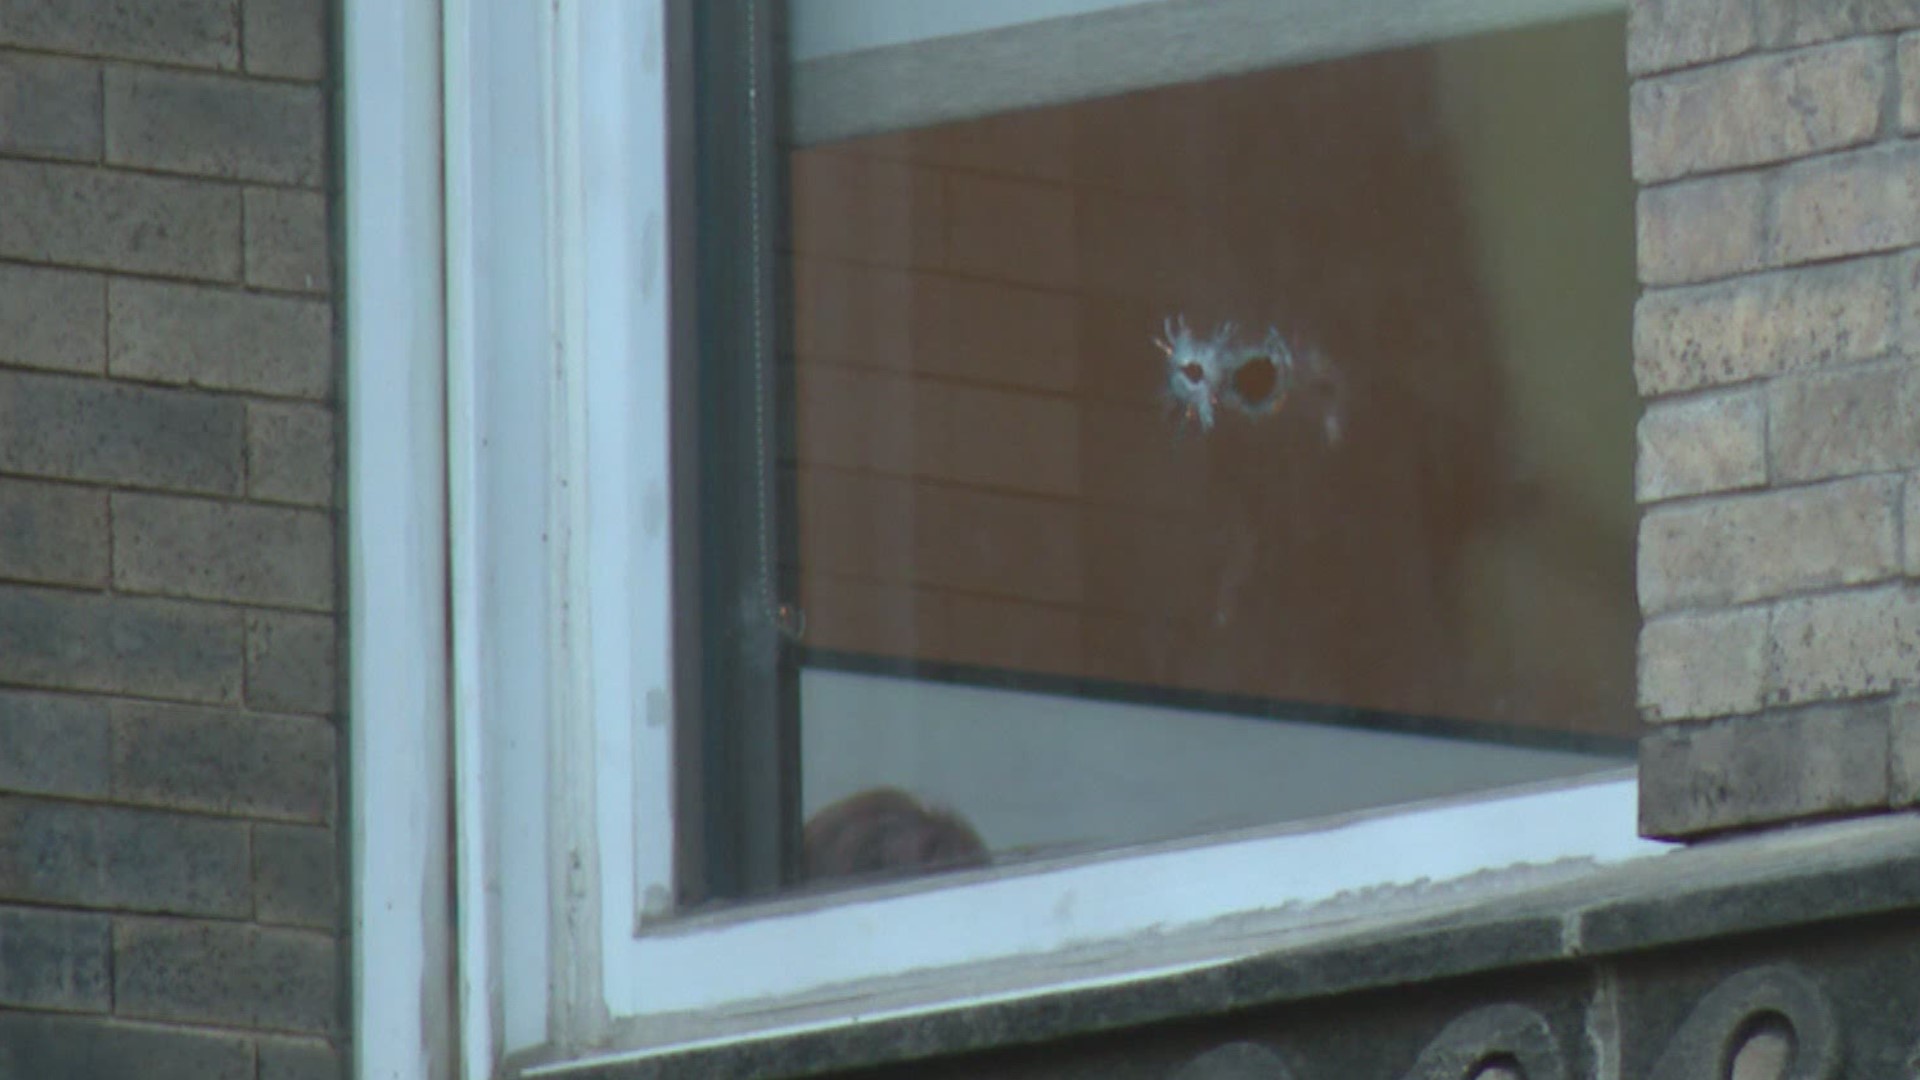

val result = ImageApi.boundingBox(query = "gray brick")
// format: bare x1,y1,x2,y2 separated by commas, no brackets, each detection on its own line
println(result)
245,609,334,715
1633,259,1897,396
1639,477,1901,613
0,50,102,161
115,917,338,1034
1628,0,1756,75
1631,40,1886,184
0,688,109,800
0,1012,251,1080
245,186,329,293
1772,143,1920,266
0,584,244,704
244,0,325,79
0,477,108,586
0,261,105,373
1637,173,1768,286
1755,0,1920,47
0,369,245,495
1903,32,1920,134
109,278,331,399
248,402,334,506
0,0,239,70
1768,582,1920,704
112,702,334,823
0,158,240,280
0,796,250,916
105,65,322,185
113,492,333,610
1769,361,1920,483
1636,388,1766,502
0,905,110,1011
1640,607,1769,722
254,823,336,928
1640,701,1893,838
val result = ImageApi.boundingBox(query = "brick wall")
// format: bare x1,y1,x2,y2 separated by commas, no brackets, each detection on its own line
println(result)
1630,0,1920,836
0,2,343,1078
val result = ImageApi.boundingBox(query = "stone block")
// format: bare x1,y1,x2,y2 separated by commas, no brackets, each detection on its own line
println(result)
0,688,110,801
249,401,336,506
1769,361,1920,483
1636,388,1766,502
108,278,332,399
1638,476,1900,614
246,609,336,715
0,0,240,70
1637,173,1768,286
111,702,334,823
1772,143,1920,266
1768,582,1920,705
0,159,240,280
254,823,338,928
1628,0,1756,75
0,905,111,1012
0,584,245,705
105,65,322,185
244,0,326,79
1633,259,1897,395
245,186,330,293
1631,40,1885,183
0,261,106,374
1906,475,1920,575
0,1012,251,1080
112,492,333,610
258,1037,342,1080
1755,0,1920,47
0,477,109,587
0,369,245,496
1640,608,1769,722
114,917,339,1034
1639,702,1892,837
1895,698,1920,805
0,50,102,161
0,796,250,917
1908,250,1920,354
1903,32,1920,133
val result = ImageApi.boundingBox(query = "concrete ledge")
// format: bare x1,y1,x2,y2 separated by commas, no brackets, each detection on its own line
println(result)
528,813,1920,1080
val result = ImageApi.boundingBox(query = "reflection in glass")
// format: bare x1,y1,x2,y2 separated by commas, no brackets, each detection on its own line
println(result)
764,9,1637,888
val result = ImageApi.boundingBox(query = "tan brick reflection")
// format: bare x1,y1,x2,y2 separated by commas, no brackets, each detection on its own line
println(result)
790,151,946,269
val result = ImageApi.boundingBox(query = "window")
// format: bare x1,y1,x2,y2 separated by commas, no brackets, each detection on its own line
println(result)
684,0,1646,903
349,0,1667,1074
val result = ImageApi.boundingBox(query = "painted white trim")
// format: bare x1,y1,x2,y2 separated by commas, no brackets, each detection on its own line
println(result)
604,772,1659,1020
343,0,454,1078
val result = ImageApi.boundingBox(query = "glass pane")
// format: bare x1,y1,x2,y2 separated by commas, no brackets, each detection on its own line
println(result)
736,4,1636,894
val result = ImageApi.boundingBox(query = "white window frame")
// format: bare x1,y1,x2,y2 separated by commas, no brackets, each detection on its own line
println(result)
344,1,1658,1078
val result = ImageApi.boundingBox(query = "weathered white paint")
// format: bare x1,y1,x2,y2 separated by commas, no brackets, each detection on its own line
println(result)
605,772,1659,1020
445,0,562,1066
343,0,455,1077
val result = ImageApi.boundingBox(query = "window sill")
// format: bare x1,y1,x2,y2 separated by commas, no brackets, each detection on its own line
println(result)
522,811,1920,1079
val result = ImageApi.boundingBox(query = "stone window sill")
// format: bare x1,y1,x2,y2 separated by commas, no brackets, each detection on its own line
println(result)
527,811,1920,1079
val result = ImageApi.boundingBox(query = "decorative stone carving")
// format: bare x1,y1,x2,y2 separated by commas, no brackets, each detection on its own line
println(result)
1648,964,1841,1080
1401,1004,1566,1080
